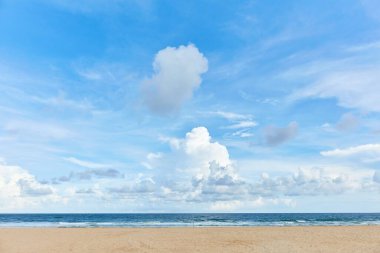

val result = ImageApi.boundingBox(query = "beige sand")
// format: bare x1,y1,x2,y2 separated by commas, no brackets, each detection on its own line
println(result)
0,226,379,253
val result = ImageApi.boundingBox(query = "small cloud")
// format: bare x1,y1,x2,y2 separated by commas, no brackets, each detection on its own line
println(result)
321,122,335,132
264,122,298,146
141,44,208,115
321,113,359,133
64,157,112,169
232,129,254,138
336,113,359,131
206,110,257,137
225,120,258,129
210,111,252,121
141,152,162,170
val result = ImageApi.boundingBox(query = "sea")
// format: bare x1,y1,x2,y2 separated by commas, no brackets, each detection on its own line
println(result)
0,213,380,228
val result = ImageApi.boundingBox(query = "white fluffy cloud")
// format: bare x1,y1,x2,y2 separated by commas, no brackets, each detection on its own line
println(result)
168,127,231,176
32,127,376,211
0,160,58,210
150,127,371,208
156,127,248,202
321,144,380,163
142,44,208,115
190,161,248,202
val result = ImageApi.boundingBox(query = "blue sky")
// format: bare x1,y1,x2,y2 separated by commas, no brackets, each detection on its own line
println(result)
1,0,380,212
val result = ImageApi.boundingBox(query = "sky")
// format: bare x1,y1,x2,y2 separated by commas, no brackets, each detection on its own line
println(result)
1,0,380,213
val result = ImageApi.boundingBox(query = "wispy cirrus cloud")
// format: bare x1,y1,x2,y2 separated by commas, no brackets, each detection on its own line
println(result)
321,144,380,163
64,157,113,169
205,110,257,137
4,120,74,140
288,40,380,113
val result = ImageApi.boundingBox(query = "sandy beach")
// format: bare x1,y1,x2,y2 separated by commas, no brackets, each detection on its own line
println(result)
0,226,379,253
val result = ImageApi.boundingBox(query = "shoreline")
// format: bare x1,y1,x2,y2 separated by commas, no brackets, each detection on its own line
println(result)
0,224,380,228
1,226,380,252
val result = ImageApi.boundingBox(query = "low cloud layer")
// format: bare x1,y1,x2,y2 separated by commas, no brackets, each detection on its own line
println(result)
137,127,373,210
1,127,378,212
141,44,208,115
51,168,121,184
0,161,58,210
254,168,361,197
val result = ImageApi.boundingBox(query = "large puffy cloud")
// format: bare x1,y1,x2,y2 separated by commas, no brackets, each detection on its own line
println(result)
152,127,247,203
149,127,370,209
264,122,298,146
0,160,58,210
166,127,231,177
321,144,380,163
142,44,208,115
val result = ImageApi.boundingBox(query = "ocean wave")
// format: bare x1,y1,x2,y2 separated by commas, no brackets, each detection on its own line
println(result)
1,213,380,228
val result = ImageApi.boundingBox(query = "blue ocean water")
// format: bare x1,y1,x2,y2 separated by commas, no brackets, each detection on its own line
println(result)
0,213,380,227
